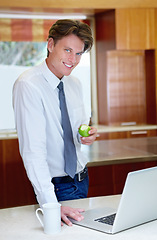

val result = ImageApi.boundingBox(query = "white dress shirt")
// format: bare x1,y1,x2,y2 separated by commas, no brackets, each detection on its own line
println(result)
13,60,90,206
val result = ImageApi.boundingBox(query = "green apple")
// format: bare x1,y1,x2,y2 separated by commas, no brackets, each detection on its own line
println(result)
79,124,91,137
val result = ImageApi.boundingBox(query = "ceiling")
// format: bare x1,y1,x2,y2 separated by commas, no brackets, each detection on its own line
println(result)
0,0,156,19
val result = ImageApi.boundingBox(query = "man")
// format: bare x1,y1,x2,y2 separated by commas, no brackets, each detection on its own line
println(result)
13,19,97,226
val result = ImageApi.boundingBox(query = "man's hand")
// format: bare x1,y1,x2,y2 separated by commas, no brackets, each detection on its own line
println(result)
61,206,85,226
80,126,97,145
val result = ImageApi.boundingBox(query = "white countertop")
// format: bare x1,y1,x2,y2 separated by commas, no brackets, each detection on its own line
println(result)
1,195,157,240
0,124,157,139
93,124,157,133
0,129,17,139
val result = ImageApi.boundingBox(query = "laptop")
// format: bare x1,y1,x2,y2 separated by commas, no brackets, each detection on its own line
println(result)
71,166,157,234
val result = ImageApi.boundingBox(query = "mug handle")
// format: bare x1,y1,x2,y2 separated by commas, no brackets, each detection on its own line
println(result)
36,208,44,227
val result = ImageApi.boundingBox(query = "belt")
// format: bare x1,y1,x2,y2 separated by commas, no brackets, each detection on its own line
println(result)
52,167,88,184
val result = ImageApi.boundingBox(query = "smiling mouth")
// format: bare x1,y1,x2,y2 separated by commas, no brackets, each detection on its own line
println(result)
64,63,74,69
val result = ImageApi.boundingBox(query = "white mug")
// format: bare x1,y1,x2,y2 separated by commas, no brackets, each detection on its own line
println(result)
36,202,61,235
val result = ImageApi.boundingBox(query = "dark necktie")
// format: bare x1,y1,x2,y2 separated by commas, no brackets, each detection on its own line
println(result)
57,81,77,178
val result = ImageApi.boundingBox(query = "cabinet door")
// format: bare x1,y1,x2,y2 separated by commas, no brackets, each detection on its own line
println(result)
106,50,146,125
112,161,157,194
116,9,155,50
88,161,157,197
0,139,37,208
96,131,128,140
88,166,113,197
128,129,157,138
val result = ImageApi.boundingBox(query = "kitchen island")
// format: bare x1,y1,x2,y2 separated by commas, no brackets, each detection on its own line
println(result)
0,135,157,208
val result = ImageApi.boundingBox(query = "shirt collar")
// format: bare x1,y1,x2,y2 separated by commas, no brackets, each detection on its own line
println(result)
40,60,61,90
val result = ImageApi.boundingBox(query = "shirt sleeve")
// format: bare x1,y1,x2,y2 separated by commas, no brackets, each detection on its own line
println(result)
13,80,58,206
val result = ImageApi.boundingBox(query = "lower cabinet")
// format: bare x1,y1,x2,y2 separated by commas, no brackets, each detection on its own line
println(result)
0,138,157,208
96,129,157,140
87,165,114,197
0,139,37,209
88,160,157,197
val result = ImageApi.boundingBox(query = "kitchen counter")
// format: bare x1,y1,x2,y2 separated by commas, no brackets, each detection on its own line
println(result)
0,131,157,209
1,195,157,240
93,124,157,133
0,124,157,139
81,136,157,167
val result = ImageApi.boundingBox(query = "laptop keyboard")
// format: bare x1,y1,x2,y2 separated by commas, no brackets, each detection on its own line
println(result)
94,213,116,226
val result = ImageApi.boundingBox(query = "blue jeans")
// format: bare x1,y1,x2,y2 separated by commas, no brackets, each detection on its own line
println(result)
53,173,89,202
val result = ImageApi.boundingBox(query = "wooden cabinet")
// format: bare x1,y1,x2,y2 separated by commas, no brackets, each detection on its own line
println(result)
116,9,156,50
88,165,113,197
96,131,127,140
106,50,146,125
88,160,157,197
96,10,116,125
112,160,157,194
105,49,156,126
1,138,157,207
127,129,157,138
0,139,37,209
95,10,157,126
96,129,157,140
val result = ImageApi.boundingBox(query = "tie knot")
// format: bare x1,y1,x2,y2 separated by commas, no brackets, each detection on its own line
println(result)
57,81,63,91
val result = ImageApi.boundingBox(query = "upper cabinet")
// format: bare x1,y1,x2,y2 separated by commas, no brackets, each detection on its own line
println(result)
106,50,146,125
116,9,156,50
95,9,157,126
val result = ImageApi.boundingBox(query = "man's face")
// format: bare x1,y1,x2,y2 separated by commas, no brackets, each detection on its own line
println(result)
46,34,85,79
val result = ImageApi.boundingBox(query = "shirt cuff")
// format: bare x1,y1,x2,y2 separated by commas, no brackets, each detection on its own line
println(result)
77,132,82,144
35,188,58,207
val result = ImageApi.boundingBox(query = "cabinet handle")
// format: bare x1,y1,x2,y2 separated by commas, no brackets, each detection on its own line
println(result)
131,131,147,135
